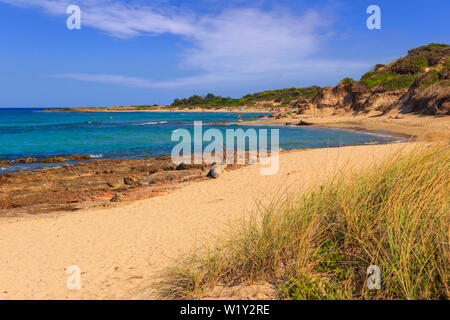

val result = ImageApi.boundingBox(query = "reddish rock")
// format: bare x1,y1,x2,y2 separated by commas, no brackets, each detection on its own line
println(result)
69,155,92,160
41,157,68,163
15,157,37,164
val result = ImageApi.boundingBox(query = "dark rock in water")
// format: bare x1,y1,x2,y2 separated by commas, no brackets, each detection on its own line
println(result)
41,157,69,163
0,161,11,166
70,155,92,160
296,120,312,126
15,157,38,164
237,114,243,119
110,193,124,202
207,164,225,178
270,112,284,119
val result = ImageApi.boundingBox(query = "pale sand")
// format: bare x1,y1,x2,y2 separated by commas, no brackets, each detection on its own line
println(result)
0,142,417,299
242,114,450,141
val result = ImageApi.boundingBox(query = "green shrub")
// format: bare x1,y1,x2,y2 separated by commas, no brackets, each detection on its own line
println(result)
443,58,450,70
374,64,385,71
414,43,449,53
420,70,440,88
390,55,428,75
360,72,415,90
170,86,322,108
340,78,354,85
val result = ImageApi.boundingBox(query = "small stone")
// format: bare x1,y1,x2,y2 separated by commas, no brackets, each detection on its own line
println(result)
208,164,225,178
110,193,124,202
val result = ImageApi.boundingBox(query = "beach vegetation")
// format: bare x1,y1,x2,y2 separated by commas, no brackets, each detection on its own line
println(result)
419,70,440,88
169,86,322,109
360,72,415,90
340,78,355,85
163,144,450,300
390,55,428,75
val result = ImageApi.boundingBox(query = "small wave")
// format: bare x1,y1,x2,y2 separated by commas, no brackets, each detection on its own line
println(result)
89,154,103,158
135,121,168,126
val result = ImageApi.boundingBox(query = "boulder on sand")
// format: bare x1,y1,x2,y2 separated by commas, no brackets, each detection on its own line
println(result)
15,157,37,164
207,164,225,178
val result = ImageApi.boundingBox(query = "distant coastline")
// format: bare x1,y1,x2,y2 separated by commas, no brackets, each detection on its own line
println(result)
37,106,269,113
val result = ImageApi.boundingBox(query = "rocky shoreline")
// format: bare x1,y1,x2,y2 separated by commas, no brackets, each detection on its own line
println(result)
0,153,256,217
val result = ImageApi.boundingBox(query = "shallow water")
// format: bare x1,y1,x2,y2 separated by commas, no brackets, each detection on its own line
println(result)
0,108,403,172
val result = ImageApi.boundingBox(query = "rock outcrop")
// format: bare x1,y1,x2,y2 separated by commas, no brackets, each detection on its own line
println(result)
69,155,92,160
41,157,68,163
15,157,38,164
293,43,450,116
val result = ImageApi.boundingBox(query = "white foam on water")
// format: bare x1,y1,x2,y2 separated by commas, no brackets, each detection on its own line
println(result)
135,121,168,126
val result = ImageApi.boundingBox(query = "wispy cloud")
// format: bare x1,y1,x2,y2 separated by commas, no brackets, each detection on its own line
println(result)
2,0,370,89
48,72,231,88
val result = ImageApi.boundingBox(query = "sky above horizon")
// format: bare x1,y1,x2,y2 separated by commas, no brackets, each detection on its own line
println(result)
1,0,449,108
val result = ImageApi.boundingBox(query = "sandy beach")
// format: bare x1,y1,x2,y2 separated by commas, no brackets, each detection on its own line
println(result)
0,141,418,299
2,1,448,303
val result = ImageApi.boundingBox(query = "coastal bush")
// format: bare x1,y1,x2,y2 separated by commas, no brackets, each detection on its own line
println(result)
408,44,450,66
374,64,385,71
442,58,450,73
164,144,450,299
419,70,440,88
360,72,415,90
169,86,322,109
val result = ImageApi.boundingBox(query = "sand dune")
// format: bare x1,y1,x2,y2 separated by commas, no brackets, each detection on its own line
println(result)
0,142,415,299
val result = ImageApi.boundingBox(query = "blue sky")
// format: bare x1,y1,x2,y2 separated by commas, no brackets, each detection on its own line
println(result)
0,0,449,108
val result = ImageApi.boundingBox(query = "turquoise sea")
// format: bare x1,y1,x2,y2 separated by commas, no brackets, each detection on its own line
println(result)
0,108,403,173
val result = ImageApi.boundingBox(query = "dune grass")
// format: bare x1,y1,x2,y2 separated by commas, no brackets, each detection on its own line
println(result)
163,144,449,300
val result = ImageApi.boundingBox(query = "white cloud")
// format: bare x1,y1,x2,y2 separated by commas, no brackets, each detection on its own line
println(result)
2,0,370,89
48,72,231,88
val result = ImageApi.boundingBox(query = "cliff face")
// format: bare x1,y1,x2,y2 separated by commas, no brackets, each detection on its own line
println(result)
295,43,450,116
401,76,450,115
